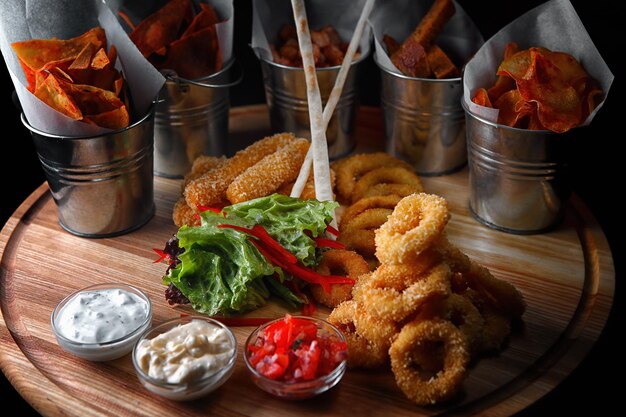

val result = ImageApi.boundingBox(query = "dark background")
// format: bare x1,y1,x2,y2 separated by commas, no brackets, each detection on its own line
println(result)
1,1,623,415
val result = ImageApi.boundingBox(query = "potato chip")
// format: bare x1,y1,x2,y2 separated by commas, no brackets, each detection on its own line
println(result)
12,27,130,130
129,0,193,57
473,44,602,133
471,88,492,108
12,27,106,90
127,0,223,79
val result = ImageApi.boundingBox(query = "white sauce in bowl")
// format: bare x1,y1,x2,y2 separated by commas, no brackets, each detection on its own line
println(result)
135,320,235,384
55,288,150,344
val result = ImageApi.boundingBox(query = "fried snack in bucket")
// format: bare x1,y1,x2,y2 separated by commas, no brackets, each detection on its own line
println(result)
471,44,602,133
127,0,223,79
12,27,130,130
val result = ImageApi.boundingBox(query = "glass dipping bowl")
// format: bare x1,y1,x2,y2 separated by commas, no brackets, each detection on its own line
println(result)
132,316,237,401
51,283,152,362
243,316,347,400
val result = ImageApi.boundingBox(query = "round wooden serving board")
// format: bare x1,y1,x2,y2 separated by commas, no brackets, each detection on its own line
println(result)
0,106,615,416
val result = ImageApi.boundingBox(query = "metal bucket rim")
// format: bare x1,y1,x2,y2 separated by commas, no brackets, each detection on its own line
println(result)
259,49,369,72
162,59,236,85
21,103,156,141
374,53,461,83
462,98,558,135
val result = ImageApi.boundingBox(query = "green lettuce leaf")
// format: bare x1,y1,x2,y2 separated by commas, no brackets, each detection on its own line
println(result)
164,194,337,315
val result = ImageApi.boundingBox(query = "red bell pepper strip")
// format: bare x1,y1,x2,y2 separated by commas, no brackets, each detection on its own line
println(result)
153,248,168,263
325,224,340,237
250,240,289,271
218,223,298,264
196,204,222,214
313,236,346,249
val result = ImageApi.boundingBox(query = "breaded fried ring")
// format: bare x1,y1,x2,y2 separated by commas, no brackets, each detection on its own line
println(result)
328,300,388,369
361,262,451,322
335,152,413,203
351,167,423,204
389,319,469,406
226,139,310,204
361,183,424,200
172,198,200,227
375,193,450,265
353,302,398,350
478,310,512,353
182,155,227,190
338,208,393,258
311,249,369,308
340,195,402,232
185,133,296,208
464,262,526,318
442,294,484,353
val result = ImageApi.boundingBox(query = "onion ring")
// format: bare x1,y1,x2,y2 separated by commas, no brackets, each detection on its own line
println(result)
351,166,423,204
311,249,369,307
327,300,388,368
442,294,484,353
389,319,469,406
338,208,393,258
375,193,450,265
464,262,526,318
335,152,414,203
340,195,402,232
360,183,423,200
360,262,451,322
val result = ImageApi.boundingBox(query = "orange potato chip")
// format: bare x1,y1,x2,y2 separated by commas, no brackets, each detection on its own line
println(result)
34,73,82,120
129,0,192,57
160,26,221,79
84,106,130,130
181,2,220,38
516,49,582,133
12,27,106,88
13,27,130,130
471,88,492,108
473,44,602,133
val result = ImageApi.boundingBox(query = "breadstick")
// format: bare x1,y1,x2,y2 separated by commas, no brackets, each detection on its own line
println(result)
290,0,375,199
290,0,333,203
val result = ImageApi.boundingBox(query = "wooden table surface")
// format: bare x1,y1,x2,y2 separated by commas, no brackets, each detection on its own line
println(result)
0,106,615,416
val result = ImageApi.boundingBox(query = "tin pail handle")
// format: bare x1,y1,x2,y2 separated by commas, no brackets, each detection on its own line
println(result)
162,60,243,89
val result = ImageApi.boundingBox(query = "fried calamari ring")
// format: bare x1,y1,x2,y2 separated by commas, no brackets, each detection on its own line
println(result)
340,195,402,233
389,319,469,406
461,289,512,353
311,249,369,308
353,302,398,350
185,132,296,208
360,262,451,322
226,139,310,204
172,198,200,227
338,208,393,258
335,152,413,203
182,155,227,190
328,300,388,369
442,294,484,353
375,193,450,265
464,262,526,318
351,166,423,204
360,183,424,200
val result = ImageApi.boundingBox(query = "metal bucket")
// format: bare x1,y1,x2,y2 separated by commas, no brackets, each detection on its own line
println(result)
22,108,156,238
377,57,466,176
463,100,574,234
154,60,242,178
259,56,365,160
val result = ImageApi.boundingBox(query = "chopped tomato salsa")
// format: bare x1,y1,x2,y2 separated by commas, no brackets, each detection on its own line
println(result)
247,315,347,383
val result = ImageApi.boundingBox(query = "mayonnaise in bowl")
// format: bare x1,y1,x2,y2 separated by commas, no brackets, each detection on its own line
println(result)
132,316,237,401
51,283,152,361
